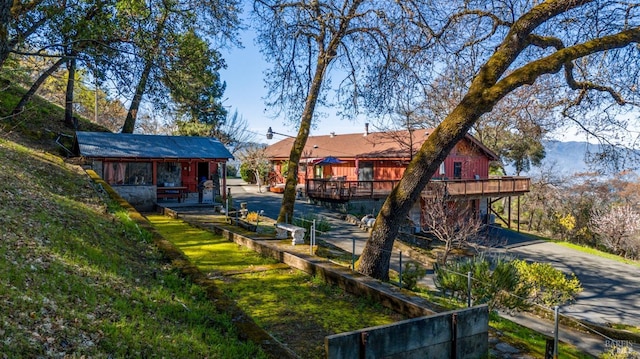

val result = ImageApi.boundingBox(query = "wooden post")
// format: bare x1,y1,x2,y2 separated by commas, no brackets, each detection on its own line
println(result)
517,195,521,232
221,162,227,202
507,196,512,229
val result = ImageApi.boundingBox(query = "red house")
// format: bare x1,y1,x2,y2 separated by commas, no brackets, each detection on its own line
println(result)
265,128,530,230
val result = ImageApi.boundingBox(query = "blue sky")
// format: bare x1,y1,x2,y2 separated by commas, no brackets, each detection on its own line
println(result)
217,26,606,147
219,29,370,145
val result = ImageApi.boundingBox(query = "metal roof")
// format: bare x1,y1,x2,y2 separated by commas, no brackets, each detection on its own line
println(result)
75,131,233,160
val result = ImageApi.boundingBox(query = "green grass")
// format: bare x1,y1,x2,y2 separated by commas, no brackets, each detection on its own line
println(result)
608,323,640,334
1,79,106,155
147,215,404,359
149,214,601,359
147,215,280,272
0,137,267,358
553,241,640,268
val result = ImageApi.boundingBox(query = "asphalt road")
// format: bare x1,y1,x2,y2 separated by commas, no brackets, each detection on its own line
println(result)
227,178,640,329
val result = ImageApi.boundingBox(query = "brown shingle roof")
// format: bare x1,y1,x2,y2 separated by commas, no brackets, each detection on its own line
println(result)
265,129,499,161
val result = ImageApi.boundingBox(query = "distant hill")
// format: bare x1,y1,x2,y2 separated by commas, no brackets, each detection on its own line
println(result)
507,140,627,177
537,140,593,174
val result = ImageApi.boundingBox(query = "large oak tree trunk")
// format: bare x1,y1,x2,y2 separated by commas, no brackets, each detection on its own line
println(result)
274,0,364,223
121,13,167,133
358,97,488,280
121,58,153,133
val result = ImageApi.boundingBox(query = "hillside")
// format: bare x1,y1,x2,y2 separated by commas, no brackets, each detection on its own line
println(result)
0,86,268,357
1,80,110,163
538,140,593,174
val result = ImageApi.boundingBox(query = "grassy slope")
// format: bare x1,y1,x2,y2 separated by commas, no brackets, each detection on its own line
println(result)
1,80,107,155
0,85,268,357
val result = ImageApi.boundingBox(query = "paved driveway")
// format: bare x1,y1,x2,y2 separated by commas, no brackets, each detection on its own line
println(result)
227,178,640,328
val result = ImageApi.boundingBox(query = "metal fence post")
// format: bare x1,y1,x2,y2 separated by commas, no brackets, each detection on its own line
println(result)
256,210,263,232
554,306,559,359
467,271,472,307
310,219,316,255
399,251,403,289
352,237,356,271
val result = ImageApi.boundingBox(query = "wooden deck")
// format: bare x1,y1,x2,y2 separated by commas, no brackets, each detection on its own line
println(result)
306,179,397,202
423,177,531,199
305,177,530,202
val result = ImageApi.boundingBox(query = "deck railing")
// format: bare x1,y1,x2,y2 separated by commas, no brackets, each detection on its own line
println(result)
305,176,530,202
425,177,531,198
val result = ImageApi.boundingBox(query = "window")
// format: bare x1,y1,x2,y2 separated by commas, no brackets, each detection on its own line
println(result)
453,162,462,179
358,161,374,181
104,162,152,185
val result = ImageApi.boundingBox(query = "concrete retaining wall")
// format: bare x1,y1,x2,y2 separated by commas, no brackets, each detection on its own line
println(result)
326,305,489,359
114,185,156,212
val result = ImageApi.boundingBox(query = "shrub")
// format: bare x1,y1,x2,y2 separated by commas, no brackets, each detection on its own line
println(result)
239,162,256,183
401,262,426,291
513,259,582,307
433,255,531,311
226,164,238,177
601,345,640,359
434,256,583,311
246,211,259,222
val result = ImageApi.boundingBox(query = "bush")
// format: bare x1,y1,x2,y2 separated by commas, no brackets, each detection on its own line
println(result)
512,259,582,307
434,256,583,311
226,164,238,177
239,162,269,185
239,162,256,183
601,345,640,359
434,255,531,311
246,211,259,222
401,262,426,291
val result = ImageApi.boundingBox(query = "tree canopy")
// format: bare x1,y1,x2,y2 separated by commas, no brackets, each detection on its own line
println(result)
358,0,640,280
117,0,240,133
2,0,241,139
